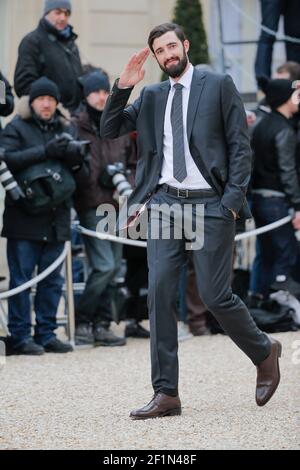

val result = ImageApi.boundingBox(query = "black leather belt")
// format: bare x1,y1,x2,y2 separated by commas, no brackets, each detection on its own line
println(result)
159,183,216,199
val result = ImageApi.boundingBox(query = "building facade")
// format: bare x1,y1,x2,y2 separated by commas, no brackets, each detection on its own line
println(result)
0,0,287,94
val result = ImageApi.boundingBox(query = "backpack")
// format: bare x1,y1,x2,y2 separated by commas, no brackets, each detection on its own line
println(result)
206,296,299,335
249,298,299,333
15,159,76,215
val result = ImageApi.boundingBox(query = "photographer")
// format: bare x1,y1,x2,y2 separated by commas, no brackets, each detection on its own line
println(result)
72,70,137,346
250,78,300,300
14,0,83,112
0,77,89,355
0,72,14,283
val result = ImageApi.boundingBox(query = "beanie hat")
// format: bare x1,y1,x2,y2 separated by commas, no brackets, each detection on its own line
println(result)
258,76,295,109
82,71,111,98
29,77,61,104
44,0,72,15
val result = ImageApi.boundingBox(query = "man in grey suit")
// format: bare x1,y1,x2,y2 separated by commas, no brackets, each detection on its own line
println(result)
101,23,282,419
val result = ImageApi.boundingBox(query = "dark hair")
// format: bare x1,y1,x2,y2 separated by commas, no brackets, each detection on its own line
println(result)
148,22,186,53
276,61,300,81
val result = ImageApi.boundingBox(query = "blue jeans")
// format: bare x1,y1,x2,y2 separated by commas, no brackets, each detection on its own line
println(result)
250,195,300,297
255,0,300,79
255,0,283,79
7,240,64,347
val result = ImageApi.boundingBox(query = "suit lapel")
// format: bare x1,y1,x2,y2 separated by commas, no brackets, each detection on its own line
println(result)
155,81,170,156
187,70,206,142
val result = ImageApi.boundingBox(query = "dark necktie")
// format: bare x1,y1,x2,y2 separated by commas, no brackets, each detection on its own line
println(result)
171,83,187,183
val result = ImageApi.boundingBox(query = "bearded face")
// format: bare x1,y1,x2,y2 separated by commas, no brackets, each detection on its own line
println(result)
152,31,190,79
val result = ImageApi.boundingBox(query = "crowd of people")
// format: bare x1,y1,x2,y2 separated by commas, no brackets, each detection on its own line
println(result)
0,0,300,356
0,0,148,355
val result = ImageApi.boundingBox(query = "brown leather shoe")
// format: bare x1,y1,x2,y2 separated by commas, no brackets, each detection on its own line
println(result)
130,392,181,420
256,338,282,407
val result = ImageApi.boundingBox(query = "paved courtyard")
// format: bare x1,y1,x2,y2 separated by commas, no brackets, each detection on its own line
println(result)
0,329,299,450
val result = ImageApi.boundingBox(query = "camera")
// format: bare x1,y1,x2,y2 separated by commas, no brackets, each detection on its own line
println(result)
62,133,90,158
100,162,133,198
67,140,89,157
0,148,25,201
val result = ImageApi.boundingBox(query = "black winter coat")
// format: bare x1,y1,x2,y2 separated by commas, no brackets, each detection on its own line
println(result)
0,97,88,241
14,19,83,111
252,110,300,210
0,72,14,129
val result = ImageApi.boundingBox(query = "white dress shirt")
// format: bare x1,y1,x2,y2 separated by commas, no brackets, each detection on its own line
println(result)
159,64,211,190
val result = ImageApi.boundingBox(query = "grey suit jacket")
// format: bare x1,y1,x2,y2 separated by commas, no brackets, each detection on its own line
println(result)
100,68,252,224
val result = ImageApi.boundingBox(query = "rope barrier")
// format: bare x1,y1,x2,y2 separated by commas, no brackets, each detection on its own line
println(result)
0,215,294,301
235,214,292,241
77,225,147,248
0,243,68,300
77,214,294,247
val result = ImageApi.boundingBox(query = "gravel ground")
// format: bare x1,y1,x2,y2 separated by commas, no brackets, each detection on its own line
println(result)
0,328,299,450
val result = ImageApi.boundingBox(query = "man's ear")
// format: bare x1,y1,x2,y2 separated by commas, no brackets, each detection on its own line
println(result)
184,40,190,54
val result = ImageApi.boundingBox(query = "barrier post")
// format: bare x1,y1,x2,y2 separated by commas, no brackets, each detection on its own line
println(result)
65,241,75,346
0,302,9,336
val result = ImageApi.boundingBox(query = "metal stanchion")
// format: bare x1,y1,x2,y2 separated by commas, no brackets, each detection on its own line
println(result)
0,301,9,336
65,241,75,346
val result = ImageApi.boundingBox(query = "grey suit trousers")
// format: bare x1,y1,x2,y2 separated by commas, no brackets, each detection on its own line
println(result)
147,187,271,396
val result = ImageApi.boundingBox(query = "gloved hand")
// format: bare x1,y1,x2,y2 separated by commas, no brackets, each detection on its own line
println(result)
45,135,70,160
64,139,90,170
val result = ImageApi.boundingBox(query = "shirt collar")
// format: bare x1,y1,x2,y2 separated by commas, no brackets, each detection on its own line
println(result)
169,63,194,90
